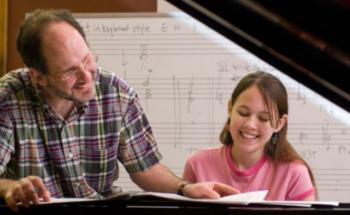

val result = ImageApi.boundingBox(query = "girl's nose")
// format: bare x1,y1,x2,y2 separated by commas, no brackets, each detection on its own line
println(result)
243,116,258,129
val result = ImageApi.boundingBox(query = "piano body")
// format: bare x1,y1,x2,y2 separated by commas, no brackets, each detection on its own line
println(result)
166,0,350,112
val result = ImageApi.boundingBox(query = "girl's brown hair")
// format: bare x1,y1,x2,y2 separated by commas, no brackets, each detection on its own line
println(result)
219,71,317,197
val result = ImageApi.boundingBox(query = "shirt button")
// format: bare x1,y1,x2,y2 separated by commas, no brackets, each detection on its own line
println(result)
67,152,74,159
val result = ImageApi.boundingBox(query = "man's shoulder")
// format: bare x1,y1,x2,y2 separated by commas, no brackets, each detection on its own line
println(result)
0,68,30,104
96,68,131,91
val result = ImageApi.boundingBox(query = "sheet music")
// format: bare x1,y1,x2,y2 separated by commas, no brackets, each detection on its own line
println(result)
38,190,338,208
76,12,350,201
131,190,268,204
40,190,267,205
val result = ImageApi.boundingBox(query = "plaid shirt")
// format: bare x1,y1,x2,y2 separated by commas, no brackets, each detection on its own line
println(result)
0,68,162,198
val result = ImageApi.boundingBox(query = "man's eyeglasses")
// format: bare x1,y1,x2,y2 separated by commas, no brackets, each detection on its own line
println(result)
50,54,97,81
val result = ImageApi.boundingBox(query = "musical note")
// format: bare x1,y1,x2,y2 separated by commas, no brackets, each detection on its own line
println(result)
121,50,128,79
299,132,308,144
139,44,148,60
338,146,347,155
322,120,331,150
299,149,316,160
297,85,307,104
187,76,194,114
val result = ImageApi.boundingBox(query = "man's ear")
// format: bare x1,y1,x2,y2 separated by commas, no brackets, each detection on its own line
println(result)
274,114,288,132
29,68,47,87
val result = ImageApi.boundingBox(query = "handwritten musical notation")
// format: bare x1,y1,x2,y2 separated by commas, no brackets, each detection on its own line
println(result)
77,13,350,201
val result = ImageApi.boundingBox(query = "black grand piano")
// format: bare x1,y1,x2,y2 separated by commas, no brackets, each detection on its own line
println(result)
167,0,350,113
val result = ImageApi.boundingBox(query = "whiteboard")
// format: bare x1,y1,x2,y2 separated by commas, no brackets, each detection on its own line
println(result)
76,13,350,201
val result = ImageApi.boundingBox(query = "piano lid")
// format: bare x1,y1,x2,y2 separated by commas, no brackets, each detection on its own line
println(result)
166,0,350,112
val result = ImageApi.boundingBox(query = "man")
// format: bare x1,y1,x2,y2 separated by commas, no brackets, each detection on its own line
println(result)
0,9,239,211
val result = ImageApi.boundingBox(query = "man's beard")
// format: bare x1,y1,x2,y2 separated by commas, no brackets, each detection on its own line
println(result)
46,80,95,103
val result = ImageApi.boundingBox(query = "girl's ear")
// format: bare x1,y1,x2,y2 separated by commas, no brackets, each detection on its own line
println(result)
29,68,47,87
228,100,233,114
274,114,288,132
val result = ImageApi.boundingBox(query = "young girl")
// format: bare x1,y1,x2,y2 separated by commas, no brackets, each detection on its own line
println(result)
183,71,317,200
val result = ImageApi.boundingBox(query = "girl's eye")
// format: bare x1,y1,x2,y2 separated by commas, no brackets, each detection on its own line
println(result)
259,116,269,122
238,110,249,117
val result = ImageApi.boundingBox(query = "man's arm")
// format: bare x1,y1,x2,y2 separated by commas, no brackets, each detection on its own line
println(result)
130,163,239,199
130,163,181,193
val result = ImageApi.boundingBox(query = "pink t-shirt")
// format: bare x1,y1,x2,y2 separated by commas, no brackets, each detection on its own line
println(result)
183,145,314,200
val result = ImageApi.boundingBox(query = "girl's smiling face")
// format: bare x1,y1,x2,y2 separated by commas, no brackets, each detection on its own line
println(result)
228,85,286,159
